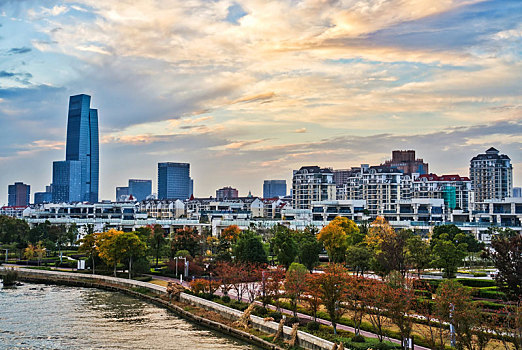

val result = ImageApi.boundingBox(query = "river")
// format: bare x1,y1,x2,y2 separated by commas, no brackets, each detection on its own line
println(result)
0,282,258,349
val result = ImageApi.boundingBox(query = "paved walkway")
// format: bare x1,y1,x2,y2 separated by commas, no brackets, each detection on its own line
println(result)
146,274,429,350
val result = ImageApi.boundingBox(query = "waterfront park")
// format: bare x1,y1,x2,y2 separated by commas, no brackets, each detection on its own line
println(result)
1,215,521,350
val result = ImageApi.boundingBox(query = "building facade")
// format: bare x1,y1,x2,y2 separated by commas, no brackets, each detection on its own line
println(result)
412,174,472,212
292,166,336,209
263,180,287,198
158,162,191,200
216,186,239,200
381,150,428,175
52,160,82,203
65,94,99,203
116,186,129,201
8,182,30,206
128,179,152,201
470,147,512,206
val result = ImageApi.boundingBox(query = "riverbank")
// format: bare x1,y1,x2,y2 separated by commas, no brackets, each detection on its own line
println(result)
1,267,331,350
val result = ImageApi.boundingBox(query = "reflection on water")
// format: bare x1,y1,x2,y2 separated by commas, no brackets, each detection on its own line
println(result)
0,282,257,350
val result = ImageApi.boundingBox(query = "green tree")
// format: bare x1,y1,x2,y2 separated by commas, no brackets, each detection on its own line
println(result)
488,228,522,300
296,227,322,272
150,224,166,267
171,227,201,257
406,235,431,278
112,232,147,279
345,245,371,276
271,224,298,268
233,230,268,264
78,233,98,274
431,225,484,253
431,233,467,278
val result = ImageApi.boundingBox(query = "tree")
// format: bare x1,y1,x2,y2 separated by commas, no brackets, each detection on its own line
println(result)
303,273,322,321
363,279,390,342
318,217,359,263
488,228,522,300
78,233,98,274
384,278,415,348
345,245,371,276
344,275,369,336
171,227,201,258
263,266,286,309
271,224,298,269
432,225,484,253
296,227,322,272
24,241,46,265
221,225,240,242
233,230,268,264
111,232,147,279
431,233,467,278
150,224,166,267
96,229,123,276
493,301,522,350
316,264,348,334
435,279,493,350
406,235,431,278
284,263,309,317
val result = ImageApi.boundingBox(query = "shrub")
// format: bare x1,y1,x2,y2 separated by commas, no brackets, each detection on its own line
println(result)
254,306,269,317
285,316,300,326
351,334,365,343
268,310,283,322
456,278,496,288
1,268,18,286
133,275,152,282
306,321,320,331
221,295,231,303
189,279,208,295
230,300,248,311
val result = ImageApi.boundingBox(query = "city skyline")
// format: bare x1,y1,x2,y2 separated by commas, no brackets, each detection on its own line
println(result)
1,0,521,204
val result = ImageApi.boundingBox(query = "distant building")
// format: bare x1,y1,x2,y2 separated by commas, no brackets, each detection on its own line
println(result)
263,180,286,198
382,150,428,175
292,166,336,210
216,186,239,200
158,162,191,200
128,179,152,201
34,190,52,205
116,186,129,201
470,147,512,205
513,187,521,198
65,94,99,203
413,174,472,212
52,160,82,203
8,182,30,206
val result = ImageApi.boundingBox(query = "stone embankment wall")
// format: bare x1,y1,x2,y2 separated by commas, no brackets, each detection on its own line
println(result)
0,267,335,350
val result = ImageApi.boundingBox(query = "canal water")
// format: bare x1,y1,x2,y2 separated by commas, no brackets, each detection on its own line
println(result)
0,282,258,349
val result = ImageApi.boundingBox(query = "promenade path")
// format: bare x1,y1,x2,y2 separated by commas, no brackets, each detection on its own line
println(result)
147,274,430,350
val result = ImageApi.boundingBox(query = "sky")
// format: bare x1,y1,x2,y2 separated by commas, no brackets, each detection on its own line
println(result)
0,0,521,204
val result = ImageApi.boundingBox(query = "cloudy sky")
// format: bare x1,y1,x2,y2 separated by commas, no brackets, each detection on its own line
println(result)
0,0,521,203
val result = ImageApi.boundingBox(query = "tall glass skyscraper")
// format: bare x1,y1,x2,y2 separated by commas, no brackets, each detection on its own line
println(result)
128,179,152,201
158,163,191,200
65,94,99,203
263,180,287,198
52,160,82,203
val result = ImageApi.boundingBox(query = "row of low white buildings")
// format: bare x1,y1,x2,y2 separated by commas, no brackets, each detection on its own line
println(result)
6,196,520,245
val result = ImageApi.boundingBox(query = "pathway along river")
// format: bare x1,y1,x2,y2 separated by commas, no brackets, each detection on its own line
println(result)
0,282,258,349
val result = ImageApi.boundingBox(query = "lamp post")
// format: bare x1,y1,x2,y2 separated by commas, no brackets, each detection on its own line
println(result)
449,303,456,347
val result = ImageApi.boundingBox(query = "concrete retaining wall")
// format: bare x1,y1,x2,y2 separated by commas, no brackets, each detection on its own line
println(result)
180,293,335,350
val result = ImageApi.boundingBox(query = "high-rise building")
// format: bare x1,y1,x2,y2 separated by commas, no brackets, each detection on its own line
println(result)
470,147,512,205
65,94,99,203
8,182,30,206
52,160,82,203
292,166,336,209
34,185,52,204
382,150,428,174
263,180,287,198
158,162,191,200
216,186,239,200
128,179,152,201
116,186,129,201
412,174,472,212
